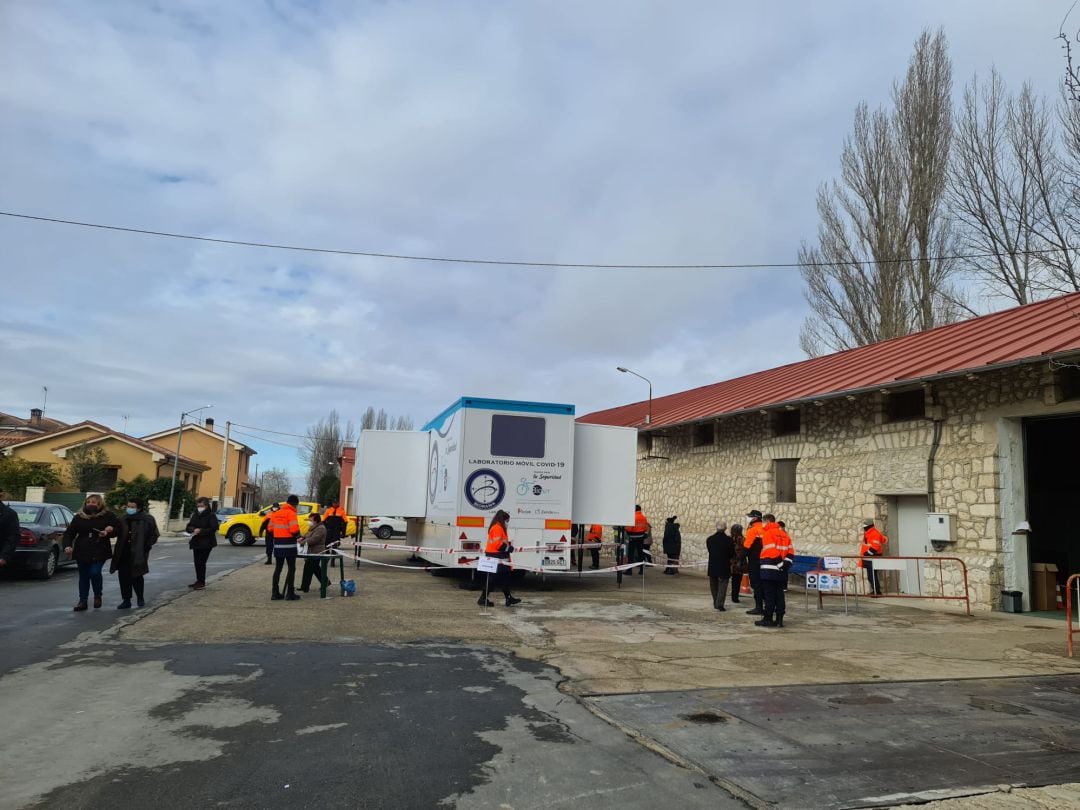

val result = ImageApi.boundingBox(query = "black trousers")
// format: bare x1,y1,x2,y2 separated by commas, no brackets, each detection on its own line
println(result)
731,572,742,602
590,547,600,568
301,557,327,591
750,566,763,609
480,564,512,602
709,576,730,609
265,535,273,561
627,537,645,573
193,548,212,584
863,557,883,594
117,569,145,602
273,552,297,595
763,578,786,620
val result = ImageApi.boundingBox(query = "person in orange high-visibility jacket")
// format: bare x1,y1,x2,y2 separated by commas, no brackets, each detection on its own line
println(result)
586,524,603,570
742,510,766,615
269,495,302,601
859,519,888,595
755,514,794,628
625,505,650,576
478,510,520,608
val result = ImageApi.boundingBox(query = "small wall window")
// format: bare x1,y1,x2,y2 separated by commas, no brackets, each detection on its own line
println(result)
884,389,925,422
692,422,715,447
1061,365,1080,401
490,414,546,458
774,458,799,503
771,409,801,436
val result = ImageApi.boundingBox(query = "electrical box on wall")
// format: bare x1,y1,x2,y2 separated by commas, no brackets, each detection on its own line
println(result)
926,512,956,543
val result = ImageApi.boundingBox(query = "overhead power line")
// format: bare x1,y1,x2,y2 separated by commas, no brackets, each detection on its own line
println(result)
2,209,1075,271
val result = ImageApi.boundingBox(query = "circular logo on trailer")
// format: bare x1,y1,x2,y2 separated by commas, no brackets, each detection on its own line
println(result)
464,468,505,511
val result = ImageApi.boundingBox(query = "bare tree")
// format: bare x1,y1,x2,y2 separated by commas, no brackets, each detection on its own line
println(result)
800,29,961,356
299,410,356,499
259,468,292,506
360,406,414,432
950,73,1079,303
895,29,956,331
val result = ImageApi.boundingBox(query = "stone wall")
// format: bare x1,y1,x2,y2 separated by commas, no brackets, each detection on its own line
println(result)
634,363,1063,611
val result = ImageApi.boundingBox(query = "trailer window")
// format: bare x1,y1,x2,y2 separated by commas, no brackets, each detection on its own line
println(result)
490,415,546,458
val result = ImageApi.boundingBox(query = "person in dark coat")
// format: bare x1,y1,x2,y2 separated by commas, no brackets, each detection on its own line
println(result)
185,497,219,590
111,496,159,608
662,516,682,575
0,489,20,570
729,524,745,604
63,494,125,611
706,521,736,611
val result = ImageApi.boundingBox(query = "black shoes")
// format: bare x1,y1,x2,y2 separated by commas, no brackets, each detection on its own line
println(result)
717,606,726,612
477,598,495,607
271,592,284,601
73,601,88,612
117,601,131,610
264,559,272,565
286,593,301,601
505,596,521,607
746,608,764,615
137,598,146,608
754,619,776,628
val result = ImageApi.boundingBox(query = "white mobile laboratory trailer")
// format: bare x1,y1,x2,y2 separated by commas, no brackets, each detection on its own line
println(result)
355,397,638,571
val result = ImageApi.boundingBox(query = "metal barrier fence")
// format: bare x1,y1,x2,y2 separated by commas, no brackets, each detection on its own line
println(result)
1068,574,1080,658
807,555,971,616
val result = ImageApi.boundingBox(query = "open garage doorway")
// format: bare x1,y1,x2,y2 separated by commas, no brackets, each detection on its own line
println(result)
1024,415,1080,612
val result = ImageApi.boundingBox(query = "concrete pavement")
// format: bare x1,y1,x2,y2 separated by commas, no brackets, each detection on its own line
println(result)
5,549,1080,808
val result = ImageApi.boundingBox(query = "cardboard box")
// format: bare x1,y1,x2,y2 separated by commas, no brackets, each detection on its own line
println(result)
1031,563,1059,611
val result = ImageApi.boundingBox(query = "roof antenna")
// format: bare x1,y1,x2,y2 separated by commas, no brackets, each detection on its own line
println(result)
41,386,47,416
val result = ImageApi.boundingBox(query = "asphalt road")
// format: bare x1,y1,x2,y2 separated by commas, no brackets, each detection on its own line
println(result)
0,536,257,676
2,641,739,810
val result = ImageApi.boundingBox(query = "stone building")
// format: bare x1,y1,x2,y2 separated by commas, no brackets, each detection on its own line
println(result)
579,293,1080,612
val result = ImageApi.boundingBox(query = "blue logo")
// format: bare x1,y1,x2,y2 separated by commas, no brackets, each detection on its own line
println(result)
464,469,505,510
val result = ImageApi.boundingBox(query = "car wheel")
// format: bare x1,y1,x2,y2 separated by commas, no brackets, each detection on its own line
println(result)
375,525,393,540
228,526,252,546
37,548,58,581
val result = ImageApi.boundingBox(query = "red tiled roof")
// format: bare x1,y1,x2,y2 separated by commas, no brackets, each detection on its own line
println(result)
579,292,1080,429
0,412,69,433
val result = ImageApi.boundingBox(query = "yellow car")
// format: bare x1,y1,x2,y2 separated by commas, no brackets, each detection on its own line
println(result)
220,502,358,546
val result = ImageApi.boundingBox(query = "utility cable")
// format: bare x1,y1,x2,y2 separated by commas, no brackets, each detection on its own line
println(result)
1,209,1074,270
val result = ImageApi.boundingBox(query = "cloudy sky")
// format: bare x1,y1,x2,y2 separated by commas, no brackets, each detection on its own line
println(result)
0,0,1070,482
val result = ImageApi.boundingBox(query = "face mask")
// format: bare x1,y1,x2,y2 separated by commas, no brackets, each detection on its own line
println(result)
126,507,137,516
197,506,206,513
84,505,99,515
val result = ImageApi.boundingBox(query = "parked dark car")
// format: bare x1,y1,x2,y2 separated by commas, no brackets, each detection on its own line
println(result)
5,502,78,580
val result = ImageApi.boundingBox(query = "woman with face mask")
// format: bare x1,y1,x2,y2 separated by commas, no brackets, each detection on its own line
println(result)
63,494,125,611
110,497,160,608
185,497,219,590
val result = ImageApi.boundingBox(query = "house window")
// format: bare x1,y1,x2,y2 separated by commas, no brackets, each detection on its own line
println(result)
1061,365,1080,401
692,422,715,447
774,458,799,503
884,389,925,422
771,409,801,436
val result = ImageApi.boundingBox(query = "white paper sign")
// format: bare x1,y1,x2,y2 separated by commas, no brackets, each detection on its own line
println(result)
477,556,500,574
824,556,842,570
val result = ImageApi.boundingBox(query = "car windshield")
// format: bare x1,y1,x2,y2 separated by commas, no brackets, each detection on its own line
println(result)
12,506,43,525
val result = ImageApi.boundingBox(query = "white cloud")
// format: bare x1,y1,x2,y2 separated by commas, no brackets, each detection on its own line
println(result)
0,0,1072,478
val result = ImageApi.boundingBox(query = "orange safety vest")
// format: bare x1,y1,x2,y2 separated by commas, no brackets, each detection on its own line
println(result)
586,524,603,542
269,503,300,540
858,526,887,566
743,521,766,550
485,522,510,557
759,522,794,571
626,510,649,537
323,506,345,520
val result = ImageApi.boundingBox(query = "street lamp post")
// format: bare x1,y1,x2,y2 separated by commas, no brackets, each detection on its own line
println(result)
616,367,652,425
166,405,212,529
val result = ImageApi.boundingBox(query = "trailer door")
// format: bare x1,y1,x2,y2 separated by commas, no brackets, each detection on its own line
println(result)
356,430,430,518
571,423,637,526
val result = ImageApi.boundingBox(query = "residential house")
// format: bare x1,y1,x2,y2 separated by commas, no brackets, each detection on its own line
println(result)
0,408,69,448
142,418,257,510
1,421,210,493
579,292,1080,612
